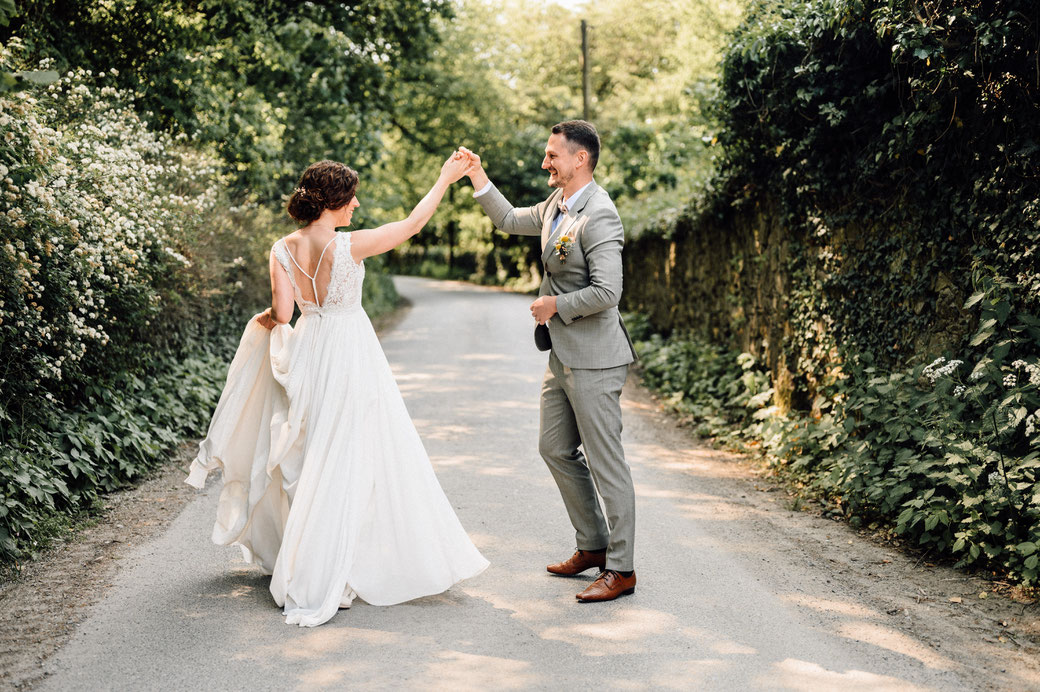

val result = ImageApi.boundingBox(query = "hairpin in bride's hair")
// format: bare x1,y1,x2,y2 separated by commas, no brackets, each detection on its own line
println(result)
295,186,325,203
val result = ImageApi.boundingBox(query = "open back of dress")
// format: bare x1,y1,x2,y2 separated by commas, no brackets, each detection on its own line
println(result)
272,232,365,316
281,235,335,307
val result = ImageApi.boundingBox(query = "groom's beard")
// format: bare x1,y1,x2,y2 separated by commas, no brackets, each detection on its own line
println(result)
547,169,569,188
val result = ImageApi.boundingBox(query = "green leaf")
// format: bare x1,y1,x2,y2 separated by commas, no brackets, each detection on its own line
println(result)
992,339,1012,362
995,301,1011,324
964,291,986,309
969,330,994,347
1018,542,1038,556
0,0,14,27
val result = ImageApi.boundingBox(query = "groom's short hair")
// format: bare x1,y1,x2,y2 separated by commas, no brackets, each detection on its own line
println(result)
552,120,600,172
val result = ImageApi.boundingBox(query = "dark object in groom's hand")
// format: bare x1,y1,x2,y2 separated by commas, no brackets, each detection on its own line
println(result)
534,323,551,351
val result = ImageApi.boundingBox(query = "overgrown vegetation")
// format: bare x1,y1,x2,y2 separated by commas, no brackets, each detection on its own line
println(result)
708,0,1039,390
626,0,1040,584
1,335,236,559
635,286,1040,583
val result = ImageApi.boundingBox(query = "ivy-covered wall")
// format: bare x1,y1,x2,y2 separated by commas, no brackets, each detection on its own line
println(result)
624,0,1039,408
625,200,798,407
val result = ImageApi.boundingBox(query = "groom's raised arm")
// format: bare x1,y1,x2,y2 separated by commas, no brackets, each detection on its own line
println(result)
473,183,547,237
462,148,546,237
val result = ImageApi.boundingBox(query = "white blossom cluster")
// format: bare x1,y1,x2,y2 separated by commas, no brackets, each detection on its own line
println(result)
1026,410,1040,437
921,357,1040,401
922,356,963,383
0,53,227,391
1011,360,1040,387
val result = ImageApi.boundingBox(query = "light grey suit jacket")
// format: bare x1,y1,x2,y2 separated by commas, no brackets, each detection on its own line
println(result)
476,181,637,369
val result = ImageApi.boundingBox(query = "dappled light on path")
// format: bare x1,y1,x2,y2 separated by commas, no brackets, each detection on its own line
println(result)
540,608,679,655
424,651,538,690
834,623,953,670
762,659,933,692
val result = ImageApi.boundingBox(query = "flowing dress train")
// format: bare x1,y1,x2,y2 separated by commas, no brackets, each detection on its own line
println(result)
186,231,488,627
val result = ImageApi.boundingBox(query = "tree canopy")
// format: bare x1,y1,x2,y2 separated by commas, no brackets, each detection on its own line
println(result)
3,0,450,200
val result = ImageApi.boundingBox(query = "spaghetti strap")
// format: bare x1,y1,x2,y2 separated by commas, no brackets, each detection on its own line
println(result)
282,235,337,308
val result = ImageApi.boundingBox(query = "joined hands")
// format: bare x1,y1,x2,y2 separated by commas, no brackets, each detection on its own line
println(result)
440,149,472,184
439,147,488,189
457,147,490,190
440,147,490,187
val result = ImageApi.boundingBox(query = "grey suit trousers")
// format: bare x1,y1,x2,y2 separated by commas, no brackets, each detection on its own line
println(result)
539,350,634,571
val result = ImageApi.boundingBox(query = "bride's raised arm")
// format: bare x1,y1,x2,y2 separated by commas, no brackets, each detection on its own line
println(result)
349,152,469,262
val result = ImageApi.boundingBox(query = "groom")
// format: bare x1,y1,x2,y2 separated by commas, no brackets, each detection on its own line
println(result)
461,120,638,602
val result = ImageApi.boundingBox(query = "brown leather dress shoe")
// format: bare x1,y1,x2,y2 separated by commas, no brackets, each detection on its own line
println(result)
576,570,636,602
547,549,607,576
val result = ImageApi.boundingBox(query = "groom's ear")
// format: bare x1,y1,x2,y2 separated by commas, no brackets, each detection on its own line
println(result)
575,149,589,169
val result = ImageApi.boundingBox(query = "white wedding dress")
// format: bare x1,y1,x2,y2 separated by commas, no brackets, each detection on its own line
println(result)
185,231,489,627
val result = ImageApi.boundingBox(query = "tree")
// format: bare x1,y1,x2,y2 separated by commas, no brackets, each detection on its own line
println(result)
3,0,451,200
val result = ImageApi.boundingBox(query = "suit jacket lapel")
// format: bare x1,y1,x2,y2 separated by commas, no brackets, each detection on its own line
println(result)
540,188,565,252
541,182,598,264
569,182,597,216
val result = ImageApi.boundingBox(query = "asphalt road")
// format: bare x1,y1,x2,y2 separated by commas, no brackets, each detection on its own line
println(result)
38,276,971,691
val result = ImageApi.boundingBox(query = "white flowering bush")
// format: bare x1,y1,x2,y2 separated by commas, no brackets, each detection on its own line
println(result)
0,34,404,561
0,51,231,401
0,43,270,561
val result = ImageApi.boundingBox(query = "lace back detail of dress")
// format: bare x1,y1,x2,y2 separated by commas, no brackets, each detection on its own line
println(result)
273,233,365,316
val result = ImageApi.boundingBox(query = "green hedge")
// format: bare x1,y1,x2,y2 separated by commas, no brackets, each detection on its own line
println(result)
623,0,1040,584
0,54,250,561
633,283,1040,584
0,336,235,559
715,0,1039,383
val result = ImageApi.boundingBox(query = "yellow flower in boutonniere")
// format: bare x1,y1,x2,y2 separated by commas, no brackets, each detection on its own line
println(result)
554,234,573,262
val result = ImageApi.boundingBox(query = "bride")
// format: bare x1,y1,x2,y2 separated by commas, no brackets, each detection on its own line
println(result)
185,151,488,627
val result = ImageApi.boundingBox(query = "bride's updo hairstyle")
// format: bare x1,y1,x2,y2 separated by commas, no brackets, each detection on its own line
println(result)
286,160,359,225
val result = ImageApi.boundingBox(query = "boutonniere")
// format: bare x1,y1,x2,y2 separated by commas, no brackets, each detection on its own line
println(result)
554,234,573,262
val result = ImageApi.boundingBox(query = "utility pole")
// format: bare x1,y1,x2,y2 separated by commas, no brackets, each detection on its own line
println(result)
581,19,591,121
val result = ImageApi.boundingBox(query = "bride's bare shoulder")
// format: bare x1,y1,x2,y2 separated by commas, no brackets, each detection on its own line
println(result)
277,230,306,251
